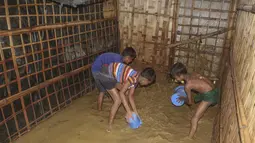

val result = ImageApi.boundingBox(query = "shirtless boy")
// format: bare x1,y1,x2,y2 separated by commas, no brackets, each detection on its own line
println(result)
169,62,219,138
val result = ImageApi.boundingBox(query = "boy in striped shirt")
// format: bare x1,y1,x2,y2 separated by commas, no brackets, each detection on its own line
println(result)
97,62,156,132
91,47,136,111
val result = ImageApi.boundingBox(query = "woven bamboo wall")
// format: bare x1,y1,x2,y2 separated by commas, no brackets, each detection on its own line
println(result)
118,0,233,78
0,0,118,142
118,0,175,67
175,0,232,78
212,0,255,142
231,2,255,142
212,69,242,143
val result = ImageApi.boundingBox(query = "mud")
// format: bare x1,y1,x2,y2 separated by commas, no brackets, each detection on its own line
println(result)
15,71,217,143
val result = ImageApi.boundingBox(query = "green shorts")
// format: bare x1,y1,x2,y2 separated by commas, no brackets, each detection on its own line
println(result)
194,88,219,106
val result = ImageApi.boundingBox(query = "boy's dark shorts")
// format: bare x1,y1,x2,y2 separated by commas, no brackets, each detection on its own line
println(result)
92,66,117,92
194,88,219,106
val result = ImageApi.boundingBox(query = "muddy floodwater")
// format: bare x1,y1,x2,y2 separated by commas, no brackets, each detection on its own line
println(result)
15,70,217,143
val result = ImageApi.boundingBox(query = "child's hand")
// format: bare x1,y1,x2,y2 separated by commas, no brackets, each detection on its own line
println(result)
125,112,133,123
134,111,140,119
133,109,138,115
177,96,186,103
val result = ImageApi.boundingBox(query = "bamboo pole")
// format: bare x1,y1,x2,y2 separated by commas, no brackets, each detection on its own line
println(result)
0,44,115,109
120,8,234,16
237,4,255,14
0,1,118,142
218,1,237,135
77,7,85,97
0,18,115,36
230,47,251,143
186,0,195,68
167,28,233,48
41,0,53,115
0,43,13,143
119,10,174,18
210,0,225,77
61,6,69,105
26,0,44,125
19,0,37,128
178,14,228,21
193,0,203,72
4,0,23,137
55,2,64,111
0,64,91,108
220,0,236,76
1,25,136,50
70,7,76,102
87,2,93,92
0,9,115,18
152,0,161,65
201,0,213,76
125,38,226,49
17,0,32,130
178,24,227,29
1,108,12,142
177,32,227,39
169,0,179,67
51,0,60,112
179,6,235,13
161,0,170,66
130,2,135,45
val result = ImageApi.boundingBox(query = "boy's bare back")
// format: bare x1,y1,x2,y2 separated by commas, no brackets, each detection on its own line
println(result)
186,73,214,94
170,62,219,138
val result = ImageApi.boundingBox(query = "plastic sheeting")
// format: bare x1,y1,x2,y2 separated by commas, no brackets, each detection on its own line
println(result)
52,0,90,7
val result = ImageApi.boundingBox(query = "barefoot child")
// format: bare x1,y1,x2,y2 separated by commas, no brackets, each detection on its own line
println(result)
91,47,136,111
97,62,156,131
169,62,219,138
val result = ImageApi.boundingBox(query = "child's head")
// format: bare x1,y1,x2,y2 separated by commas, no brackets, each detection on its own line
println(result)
122,47,136,64
170,62,187,82
138,67,156,86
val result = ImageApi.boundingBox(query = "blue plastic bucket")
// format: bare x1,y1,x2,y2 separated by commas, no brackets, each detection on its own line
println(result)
171,86,187,107
128,113,142,129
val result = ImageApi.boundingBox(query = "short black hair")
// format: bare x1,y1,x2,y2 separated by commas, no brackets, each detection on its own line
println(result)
121,47,136,59
140,67,156,82
170,62,187,77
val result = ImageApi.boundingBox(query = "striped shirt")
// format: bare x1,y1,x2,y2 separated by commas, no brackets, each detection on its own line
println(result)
108,63,139,86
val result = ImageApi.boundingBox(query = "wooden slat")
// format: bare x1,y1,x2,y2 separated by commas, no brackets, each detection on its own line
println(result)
0,64,91,108
0,1,118,142
0,18,115,36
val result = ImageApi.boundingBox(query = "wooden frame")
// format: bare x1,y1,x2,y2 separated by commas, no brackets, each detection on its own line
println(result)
0,0,118,142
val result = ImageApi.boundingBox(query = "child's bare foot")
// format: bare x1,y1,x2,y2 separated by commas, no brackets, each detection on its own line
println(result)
182,136,194,142
106,125,112,132
188,133,195,139
97,105,103,111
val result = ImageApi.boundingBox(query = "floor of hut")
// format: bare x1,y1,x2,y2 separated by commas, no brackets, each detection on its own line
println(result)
15,65,217,143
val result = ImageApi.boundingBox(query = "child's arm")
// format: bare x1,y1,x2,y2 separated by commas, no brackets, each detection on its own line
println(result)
120,81,133,117
185,84,193,105
128,87,137,114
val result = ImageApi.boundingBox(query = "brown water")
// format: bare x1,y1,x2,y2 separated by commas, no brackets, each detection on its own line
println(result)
15,73,217,143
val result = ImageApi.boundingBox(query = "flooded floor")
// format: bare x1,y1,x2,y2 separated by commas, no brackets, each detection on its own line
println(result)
15,71,217,143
